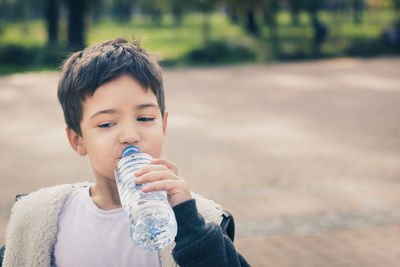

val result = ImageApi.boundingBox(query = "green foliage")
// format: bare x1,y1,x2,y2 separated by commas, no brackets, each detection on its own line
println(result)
185,40,256,64
0,44,36,65
0,9,400,74
0,20,47,46
0,44,69,69
86,13,244,61
345,37,388,56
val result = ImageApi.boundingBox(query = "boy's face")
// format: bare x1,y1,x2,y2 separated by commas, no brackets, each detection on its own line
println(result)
67,74,168,182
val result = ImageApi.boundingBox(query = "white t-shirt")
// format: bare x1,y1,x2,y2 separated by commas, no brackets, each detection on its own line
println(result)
54,186,161,267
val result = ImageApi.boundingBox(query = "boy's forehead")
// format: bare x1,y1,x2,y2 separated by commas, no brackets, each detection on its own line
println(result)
84,74,154,100
81,76,160,117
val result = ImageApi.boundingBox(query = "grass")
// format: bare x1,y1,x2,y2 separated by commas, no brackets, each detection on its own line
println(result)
0,65,56,75
0,9,398,74
86,13,245,61
0,20,47,46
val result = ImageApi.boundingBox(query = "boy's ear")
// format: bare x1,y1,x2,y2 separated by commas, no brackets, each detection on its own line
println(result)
66,127,87,156
162,111,168,136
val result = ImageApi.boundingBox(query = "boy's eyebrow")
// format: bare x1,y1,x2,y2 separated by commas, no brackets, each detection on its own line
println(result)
89,104,158,119
89,109,115,119
136,103,158,109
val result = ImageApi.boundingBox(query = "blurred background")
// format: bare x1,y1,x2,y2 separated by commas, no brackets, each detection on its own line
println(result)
0,0,400,71
1,1,400,266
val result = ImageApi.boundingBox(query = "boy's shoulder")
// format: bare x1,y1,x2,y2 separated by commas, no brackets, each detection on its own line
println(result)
191,192,235,241
3,182,92,267
12,182,92,210
191,192,224,222
8,182,92,231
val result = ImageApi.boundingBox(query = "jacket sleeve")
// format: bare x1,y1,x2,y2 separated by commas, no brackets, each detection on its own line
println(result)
0,245,4,267
172,199,250,267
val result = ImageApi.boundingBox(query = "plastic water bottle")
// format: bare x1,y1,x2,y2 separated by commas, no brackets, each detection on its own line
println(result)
115,146,177,251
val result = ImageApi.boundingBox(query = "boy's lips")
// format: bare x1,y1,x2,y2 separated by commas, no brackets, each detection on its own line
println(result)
117,146,145,160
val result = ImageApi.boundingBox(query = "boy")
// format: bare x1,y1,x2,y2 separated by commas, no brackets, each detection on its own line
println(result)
1,38,249,266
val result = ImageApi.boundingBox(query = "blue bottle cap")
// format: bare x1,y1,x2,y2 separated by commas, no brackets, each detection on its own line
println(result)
122,146,141,157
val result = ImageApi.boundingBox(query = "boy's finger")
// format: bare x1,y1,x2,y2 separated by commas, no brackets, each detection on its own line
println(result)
134,164,169,176
141,180,191,207
134,170,178,184
151,158,178,175
141,179,188,194
141,180,175,193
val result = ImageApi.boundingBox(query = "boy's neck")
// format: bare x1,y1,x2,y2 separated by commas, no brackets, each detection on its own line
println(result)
90,179,122,210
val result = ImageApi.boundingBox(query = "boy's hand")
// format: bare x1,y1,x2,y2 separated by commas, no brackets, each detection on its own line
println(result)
133,158,192,207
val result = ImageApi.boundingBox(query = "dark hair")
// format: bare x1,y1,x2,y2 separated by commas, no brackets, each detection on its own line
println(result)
57,38,165,136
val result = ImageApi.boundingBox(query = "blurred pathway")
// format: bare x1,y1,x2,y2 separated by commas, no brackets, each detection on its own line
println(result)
1,57,400,266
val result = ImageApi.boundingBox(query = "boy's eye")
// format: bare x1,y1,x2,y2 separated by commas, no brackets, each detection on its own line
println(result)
138,117,155,122
98,122,115,128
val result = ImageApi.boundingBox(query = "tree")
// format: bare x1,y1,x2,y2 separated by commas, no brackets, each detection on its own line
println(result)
246,10,258,36
45,0,59,46
139,0,167,25
306,0,327,58
352,0,364,24
262,0,280,57
170,0,187,26
0,0,13,35
8,0,42,33
395,0,400,18
190,0,219,44
225,0,240,25
0,0,59,46
65,0,88,50
287,0,303,26
226,0,262,36
112,0,136,22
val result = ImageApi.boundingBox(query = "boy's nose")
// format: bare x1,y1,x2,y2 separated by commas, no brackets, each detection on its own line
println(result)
119,122,140,145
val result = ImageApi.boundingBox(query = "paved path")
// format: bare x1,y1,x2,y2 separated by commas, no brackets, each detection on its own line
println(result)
1,57,400,266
